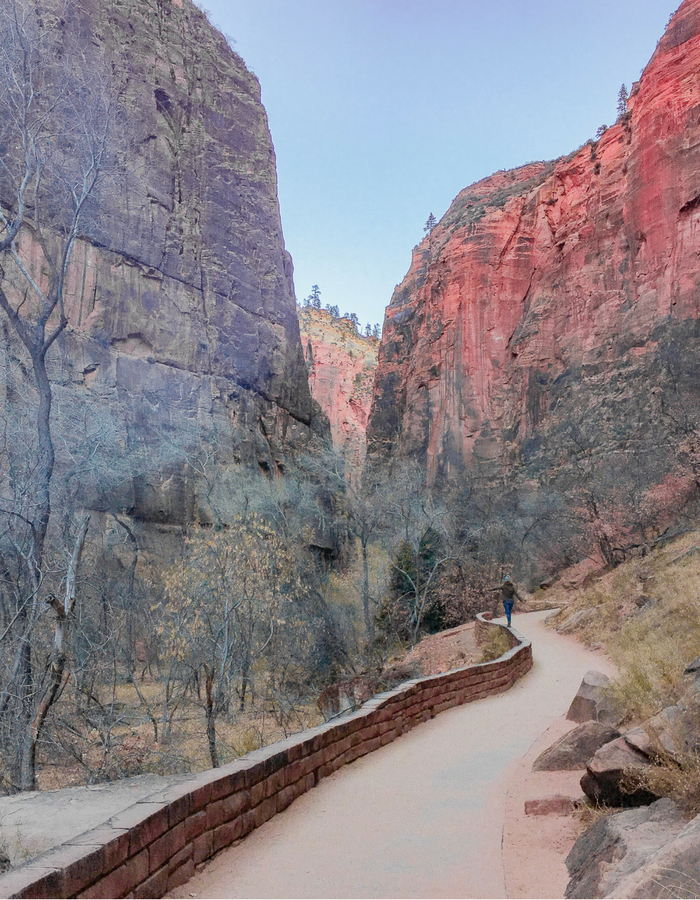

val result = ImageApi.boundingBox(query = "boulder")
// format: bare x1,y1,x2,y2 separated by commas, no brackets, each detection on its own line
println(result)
533,722,621,772
624,704,700,760
580,737,657,807
612,809,700,899
556,609,596,634
565,798,685,898
623,690,700,762
567,671,622,727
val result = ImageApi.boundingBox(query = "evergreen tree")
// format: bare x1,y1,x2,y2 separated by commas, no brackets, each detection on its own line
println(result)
424,212,437,235
372,324,381,339
617,84,629,118
309,285,321,309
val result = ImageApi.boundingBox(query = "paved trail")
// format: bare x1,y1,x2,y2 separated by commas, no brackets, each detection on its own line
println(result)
172,611,615,899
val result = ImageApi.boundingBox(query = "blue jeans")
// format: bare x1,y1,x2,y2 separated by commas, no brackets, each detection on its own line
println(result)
503,600,513,625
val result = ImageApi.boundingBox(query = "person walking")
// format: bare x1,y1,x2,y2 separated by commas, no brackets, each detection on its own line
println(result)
489,575,523,627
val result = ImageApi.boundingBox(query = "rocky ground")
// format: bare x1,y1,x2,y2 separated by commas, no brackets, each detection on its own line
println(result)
399,621,478,676
505,621,700,898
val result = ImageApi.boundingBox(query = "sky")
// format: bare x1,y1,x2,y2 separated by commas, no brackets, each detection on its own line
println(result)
200,1,680,329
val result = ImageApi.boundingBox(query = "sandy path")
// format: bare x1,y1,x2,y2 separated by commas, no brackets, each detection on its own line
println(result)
172,611,615,899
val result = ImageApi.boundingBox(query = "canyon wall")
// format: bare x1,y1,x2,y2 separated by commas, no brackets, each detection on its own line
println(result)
367,0,700,576
1,0,330,540
298,307,378,484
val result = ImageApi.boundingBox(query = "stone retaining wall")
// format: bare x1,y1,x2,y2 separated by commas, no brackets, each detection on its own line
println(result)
0,615,532,899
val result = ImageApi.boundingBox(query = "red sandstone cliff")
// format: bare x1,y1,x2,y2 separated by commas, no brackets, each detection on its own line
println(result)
298,307,378,483
367,0,700,573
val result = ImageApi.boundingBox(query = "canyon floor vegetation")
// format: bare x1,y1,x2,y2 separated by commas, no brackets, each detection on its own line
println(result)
545,527,700,813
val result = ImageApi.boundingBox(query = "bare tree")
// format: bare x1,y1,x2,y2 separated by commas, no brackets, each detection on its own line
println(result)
0,0,124,789
159,519,309,768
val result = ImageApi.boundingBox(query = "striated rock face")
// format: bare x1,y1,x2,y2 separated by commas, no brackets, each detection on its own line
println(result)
367,0,700,571
565,799,686,899
298,306,378,484
1,0,326,528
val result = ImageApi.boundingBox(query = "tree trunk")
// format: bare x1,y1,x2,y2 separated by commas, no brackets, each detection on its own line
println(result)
32,353,55,566
361,536,374,642
19,516,90,791
204,670,219,768
20,657,68,790
239,650,251,712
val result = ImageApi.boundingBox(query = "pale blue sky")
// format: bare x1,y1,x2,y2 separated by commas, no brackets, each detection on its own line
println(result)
201,1,679,328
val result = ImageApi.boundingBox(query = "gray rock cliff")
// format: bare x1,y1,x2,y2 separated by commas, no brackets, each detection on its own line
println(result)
1,0,330,536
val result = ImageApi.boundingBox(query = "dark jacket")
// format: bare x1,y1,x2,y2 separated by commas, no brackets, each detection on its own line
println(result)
491,581,522,603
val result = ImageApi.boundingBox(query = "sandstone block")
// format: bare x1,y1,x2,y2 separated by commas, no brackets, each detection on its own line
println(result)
240,807,260,835
580,737,656,807
108,803,169,858
567,670,621,726
213,818,243,853
227,790,252,820
149,821,186,873
39,843,105,897
277,777,308,811
188,780,213,814
193,831,213,865
80,849,148,899
253,797,277,829
205,798,228,831
0,865,63,900
250,775,275,808
133,863,168,900
165,792,192,829
209,766,248,802
167,843,194,877
185,810,208,843
534,722,621,772
167,858,195,893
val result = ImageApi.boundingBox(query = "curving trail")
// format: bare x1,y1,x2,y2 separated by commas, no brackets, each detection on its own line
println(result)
171,611,615,899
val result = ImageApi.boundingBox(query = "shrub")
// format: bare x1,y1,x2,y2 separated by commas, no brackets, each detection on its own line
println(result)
636,750,700,816
480,629,512,663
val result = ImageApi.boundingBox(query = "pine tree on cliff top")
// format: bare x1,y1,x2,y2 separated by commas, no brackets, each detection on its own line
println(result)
617,84,629,118
309,284,321,308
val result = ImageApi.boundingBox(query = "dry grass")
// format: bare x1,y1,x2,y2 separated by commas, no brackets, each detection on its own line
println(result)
36,674,323,791
573,800,625,833
543,529,700,725
479,629,512,663
638,750,700,817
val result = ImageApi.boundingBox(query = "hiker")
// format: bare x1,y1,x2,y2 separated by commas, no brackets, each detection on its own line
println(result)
489,575,523,627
